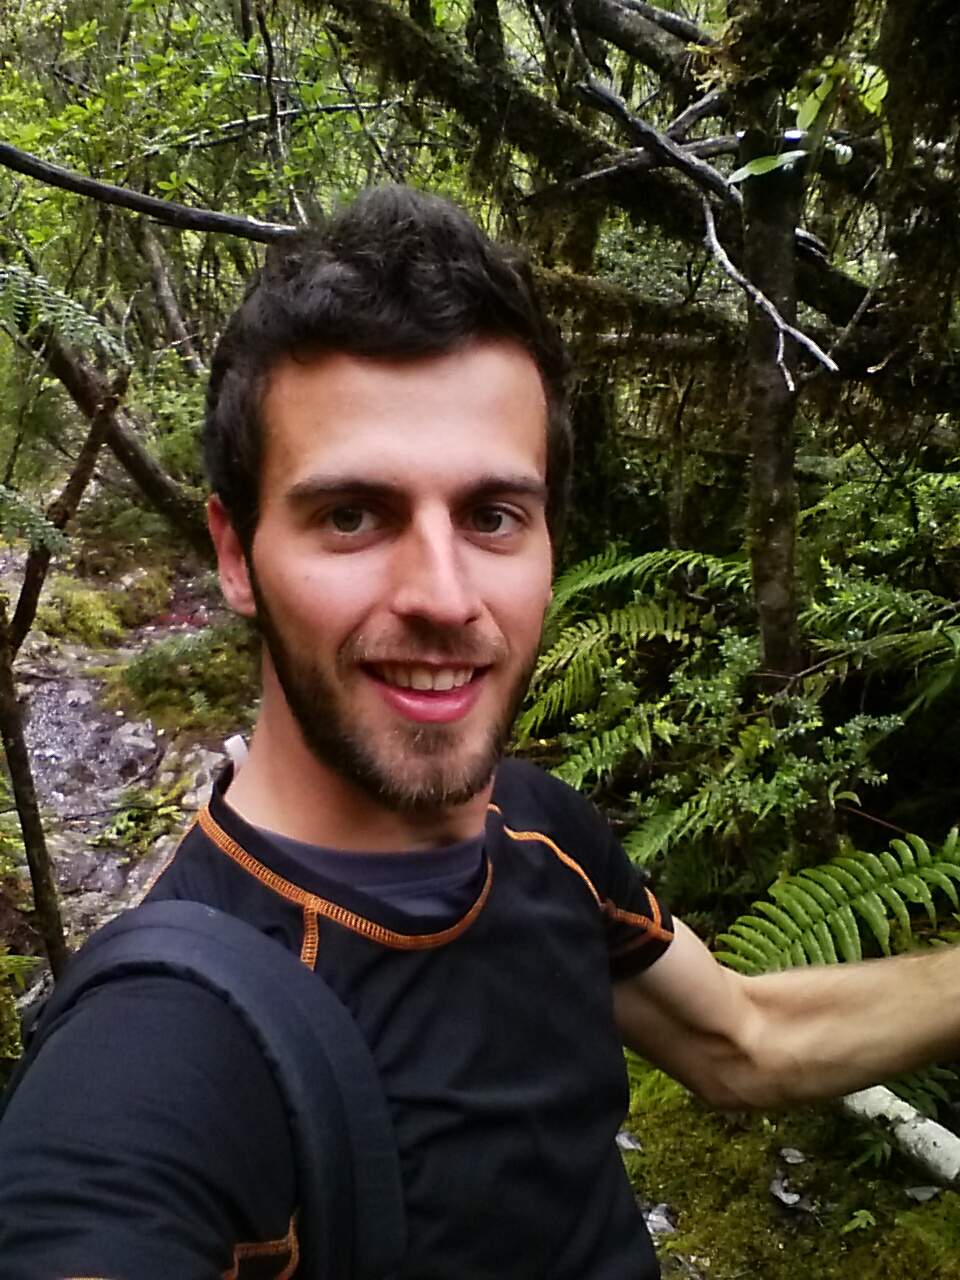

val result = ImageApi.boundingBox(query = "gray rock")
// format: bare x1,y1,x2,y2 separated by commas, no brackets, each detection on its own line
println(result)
56,849,100,893
84,856,125,896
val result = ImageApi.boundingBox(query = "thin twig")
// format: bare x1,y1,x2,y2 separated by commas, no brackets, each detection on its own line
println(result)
700,195,840,385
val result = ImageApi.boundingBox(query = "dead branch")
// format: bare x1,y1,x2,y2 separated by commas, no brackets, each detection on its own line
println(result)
700,195,839,388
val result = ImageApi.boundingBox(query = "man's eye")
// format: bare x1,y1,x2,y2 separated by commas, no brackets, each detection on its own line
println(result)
470,506,517,535
328,505,373,533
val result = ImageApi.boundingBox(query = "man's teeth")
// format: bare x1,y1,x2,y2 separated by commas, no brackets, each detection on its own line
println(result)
376,664,474,691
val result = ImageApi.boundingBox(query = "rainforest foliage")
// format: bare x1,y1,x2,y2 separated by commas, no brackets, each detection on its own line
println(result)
0,0,956,968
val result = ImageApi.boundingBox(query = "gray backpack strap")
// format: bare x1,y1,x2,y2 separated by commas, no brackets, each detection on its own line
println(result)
2,899,407,1279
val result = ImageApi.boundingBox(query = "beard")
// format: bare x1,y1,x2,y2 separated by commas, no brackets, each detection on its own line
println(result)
249,574,536,816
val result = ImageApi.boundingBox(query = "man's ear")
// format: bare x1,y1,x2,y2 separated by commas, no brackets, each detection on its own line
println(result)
208,495,257,618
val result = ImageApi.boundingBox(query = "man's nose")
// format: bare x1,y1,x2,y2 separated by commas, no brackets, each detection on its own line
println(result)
388,511,481,628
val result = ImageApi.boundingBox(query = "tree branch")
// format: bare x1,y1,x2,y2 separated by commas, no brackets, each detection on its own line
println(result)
619,0,716,47
575,79,738,207
0,140,298,244
666,88,727,140
133,222,207,377
700,195,839,388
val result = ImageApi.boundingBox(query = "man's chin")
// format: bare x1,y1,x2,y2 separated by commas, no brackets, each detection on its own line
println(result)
323,744,500,816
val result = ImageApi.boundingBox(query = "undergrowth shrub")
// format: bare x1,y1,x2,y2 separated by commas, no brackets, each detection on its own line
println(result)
520,543,960,918
36,575,126,646
106,619,259,734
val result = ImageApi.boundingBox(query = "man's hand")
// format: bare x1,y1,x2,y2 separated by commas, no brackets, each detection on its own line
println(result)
613,920,960,1109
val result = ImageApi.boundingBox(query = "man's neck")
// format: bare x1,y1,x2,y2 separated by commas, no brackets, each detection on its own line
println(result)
222,717,493,852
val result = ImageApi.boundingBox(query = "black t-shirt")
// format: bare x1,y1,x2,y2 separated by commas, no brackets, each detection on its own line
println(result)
0,759,673,1280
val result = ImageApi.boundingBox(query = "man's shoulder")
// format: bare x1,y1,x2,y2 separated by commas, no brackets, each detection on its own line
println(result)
491,757,610,849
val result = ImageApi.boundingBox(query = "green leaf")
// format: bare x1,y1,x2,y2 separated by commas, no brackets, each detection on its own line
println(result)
853,63,888,115
797,76,835,131
728,150,807,184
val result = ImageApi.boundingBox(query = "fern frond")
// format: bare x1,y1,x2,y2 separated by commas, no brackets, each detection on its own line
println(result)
715,831,960,975
548,546,750,616
0,486,69,553
554,716,655,789
0,263,123,359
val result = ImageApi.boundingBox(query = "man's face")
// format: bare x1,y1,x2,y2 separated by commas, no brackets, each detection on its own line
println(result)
222,340,553,815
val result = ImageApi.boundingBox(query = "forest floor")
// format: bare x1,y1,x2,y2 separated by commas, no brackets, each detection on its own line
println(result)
2,549,960,1275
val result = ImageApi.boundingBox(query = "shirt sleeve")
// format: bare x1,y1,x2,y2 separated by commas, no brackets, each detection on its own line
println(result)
595,822,675,982
0,974,296,1280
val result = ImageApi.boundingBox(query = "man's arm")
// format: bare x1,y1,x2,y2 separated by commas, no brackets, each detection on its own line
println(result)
613,919,960,1110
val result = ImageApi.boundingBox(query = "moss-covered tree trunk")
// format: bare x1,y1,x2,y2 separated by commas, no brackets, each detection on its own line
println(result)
742,130,804,676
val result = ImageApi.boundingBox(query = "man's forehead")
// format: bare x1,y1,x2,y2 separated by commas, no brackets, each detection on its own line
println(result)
259,341,549,478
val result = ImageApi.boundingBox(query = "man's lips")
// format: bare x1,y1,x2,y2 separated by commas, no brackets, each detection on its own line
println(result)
363,662,489,723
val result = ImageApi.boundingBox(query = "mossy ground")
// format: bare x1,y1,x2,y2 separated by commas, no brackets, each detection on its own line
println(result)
101,618,260,737
626,1066,960,1278
35,566,173,647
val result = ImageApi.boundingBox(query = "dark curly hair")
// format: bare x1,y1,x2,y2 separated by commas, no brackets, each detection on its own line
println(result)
204,185,572,553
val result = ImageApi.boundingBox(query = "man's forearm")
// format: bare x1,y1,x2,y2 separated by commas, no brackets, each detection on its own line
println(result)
615,922,960,1111
742,944,960,1107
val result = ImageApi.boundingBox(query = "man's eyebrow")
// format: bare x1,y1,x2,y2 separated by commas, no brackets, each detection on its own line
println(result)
285,477,398,504
463,475,548,504
284,475,548,504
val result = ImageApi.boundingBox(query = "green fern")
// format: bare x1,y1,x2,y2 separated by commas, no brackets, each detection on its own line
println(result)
714,830,960,1116
715,830,960,974
0,485,69,554
0,263,124,359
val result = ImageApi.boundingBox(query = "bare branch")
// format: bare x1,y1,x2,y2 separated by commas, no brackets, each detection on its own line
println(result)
619,0,717,47
700,196,839,384
575,78,738,208
0,140,298,244
666,88,727,140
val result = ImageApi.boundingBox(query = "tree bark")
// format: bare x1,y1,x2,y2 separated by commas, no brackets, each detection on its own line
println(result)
741,129,838,864
28,329,212,560
133,224,206,377
742,133,804,676
0,600,68,978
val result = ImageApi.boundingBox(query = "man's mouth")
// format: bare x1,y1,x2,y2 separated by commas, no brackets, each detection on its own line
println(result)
369,663,478,691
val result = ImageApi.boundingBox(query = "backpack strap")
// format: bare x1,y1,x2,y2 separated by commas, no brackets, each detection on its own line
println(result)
1,899,407,1280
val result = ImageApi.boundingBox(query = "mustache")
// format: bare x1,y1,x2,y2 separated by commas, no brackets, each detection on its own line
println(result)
343,629,508,668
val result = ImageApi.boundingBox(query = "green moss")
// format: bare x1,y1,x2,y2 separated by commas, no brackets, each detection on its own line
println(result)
102,619,259,735
36,575,126,647
626,1062,960,1279
0,946,37,1089
113,566,173,627
95,782,184,859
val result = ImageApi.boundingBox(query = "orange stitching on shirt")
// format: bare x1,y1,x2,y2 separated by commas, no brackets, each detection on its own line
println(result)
199,806,492,950
502,824,673,947
603,895,674,944
222,1216,298,1280
502,825,603,906
300,907,319,968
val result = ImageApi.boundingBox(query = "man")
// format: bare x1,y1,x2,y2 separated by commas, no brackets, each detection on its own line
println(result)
0,186,958,1280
